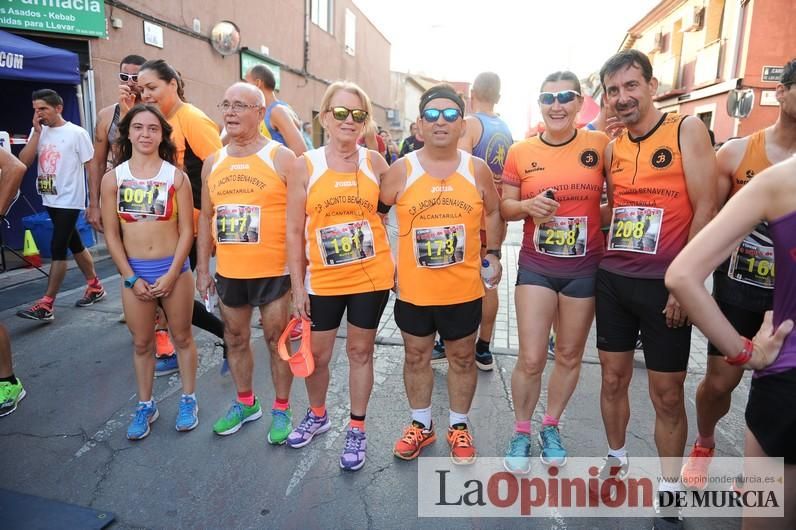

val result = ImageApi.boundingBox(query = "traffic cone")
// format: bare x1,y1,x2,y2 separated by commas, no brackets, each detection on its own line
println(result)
22,229,42,268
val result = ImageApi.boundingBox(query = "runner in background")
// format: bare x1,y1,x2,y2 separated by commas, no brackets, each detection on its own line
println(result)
680,59,796,490
0,149,27,416
137,60,226,374
245,65,307,156
500,71,608,473
399,122,424,157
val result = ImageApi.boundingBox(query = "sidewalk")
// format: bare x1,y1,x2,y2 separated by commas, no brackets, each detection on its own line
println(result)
377,221,711,373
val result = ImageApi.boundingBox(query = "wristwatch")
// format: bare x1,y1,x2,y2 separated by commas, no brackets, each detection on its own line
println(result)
124,274,140,288
486,249,502,260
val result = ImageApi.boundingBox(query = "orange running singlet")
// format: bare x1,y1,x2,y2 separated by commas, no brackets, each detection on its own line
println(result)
601,113,692,279
395,150,484,306
503,129,608,278
207,142,287,279
303,147,394,295
730,129,772,198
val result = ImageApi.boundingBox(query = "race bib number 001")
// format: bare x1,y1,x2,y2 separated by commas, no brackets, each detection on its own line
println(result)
414,224,465,268
728,236,774,289
216,204,261,244
117,179,167,217
608,206,663,255
533,216,587,258
37,174,56,195
317,220,375,266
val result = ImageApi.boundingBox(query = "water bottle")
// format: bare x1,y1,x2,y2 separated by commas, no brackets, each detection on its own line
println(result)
481,259,496,290
204,291,217,313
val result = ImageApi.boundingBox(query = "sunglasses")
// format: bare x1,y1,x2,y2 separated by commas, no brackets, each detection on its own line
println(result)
119,73,139,83
329,106,369,123
538,90,581,105
421,108,462,123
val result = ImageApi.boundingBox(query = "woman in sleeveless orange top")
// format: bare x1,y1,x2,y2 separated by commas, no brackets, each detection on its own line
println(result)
100,104,199,440
286,81,394,470
500,71,609,472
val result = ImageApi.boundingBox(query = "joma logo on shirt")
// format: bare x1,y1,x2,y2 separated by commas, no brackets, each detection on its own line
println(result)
335,181,357,188
431,185,453,193
229,164,250,170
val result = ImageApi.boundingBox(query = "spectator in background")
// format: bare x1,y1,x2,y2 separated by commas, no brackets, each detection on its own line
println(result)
245,65,307,156
302,121,315,150
399,122,423,157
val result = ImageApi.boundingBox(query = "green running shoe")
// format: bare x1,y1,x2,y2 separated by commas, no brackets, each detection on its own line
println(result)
0,378,26,417
213,399,263,436
267,407,293,445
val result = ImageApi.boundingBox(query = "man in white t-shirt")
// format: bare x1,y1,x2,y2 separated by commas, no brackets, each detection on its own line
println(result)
16,89,105,322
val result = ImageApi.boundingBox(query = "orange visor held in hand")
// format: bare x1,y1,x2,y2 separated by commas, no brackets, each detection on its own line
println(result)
278,318,314,377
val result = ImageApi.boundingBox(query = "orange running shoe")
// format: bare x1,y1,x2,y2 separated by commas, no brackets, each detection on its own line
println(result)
155,329,176,358
393,421,436,460
681,442,715,490
447,425,476,465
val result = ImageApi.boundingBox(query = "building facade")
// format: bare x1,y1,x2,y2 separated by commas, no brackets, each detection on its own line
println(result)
616,0,795,142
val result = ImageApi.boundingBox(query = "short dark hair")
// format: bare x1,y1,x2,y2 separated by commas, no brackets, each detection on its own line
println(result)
248,64,276,91
115,104,176,165
31,89,63,107
540,71,581,94
781,58,796,85
600,49,653,87
139,59,186,101
472,72,501,104
120,55,146,68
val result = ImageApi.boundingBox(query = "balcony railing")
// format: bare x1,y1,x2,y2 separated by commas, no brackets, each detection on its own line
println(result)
694,39,722,86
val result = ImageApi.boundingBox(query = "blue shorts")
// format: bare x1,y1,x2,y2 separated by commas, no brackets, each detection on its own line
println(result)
515,267,595,298
128,256,190,285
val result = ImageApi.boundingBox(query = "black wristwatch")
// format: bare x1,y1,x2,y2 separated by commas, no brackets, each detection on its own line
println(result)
486,249,502,260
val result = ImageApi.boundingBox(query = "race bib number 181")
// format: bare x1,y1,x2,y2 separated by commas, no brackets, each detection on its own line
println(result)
317,220,375,266
608,206,663,255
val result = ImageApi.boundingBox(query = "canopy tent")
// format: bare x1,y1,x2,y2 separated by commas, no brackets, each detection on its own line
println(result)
0,29,83,250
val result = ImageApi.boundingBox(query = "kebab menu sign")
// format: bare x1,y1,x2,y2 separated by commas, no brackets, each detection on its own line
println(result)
0,0,107,38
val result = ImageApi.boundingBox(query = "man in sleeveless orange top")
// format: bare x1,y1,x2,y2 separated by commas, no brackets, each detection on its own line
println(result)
380,85,504,465
196,83,297,443
681,59,796,489
596,50,716,521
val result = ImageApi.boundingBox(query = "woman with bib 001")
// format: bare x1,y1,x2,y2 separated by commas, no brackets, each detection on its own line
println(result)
136,60,226,373
500,71,609,473
100,104,198,440
286,81,393,471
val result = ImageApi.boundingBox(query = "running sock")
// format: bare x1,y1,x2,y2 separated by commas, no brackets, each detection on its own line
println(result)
411,406,432,430
350,413,366,432
310,405,327,418
139,399,154,407
696,434,715,449
273,397,290,411
41,295,54,307
608,445,628,465
449,410,469,428
515,420,531,435
182,393,196,401
0,374,18,385
476,338,490,354
542,414,559,427
88,277,101,289
237,391,255,407
658,479,682,493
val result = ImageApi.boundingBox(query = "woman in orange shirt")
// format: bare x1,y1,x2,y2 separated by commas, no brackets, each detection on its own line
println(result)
286,81,394,471
500,71,609,474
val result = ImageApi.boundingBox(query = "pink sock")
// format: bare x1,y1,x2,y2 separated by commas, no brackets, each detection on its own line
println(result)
237,391,255,407
41,295,55,306
696,434,715,448
542,414,559,427
515,420,531,434
273,397,289,411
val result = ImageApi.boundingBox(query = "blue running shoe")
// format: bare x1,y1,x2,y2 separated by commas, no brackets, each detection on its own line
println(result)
127,402,159,440
548,333,556,356
287,409,331,448
539,425,567,466
431,340,447,365
155,354,179,377
503,432,532,474
175,395,198,432
475,349,494,371
340,428,367,471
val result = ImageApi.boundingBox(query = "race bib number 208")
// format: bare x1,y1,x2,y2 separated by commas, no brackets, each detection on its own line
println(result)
608,206,663,255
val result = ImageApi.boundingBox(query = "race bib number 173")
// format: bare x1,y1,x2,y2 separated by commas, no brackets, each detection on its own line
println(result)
413,224,465,268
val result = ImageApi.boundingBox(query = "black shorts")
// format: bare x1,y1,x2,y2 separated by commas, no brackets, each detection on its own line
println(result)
309,290,390,332
394,298,482,340
516,266,595,298
713,266,773,314
707,298,766,356
595,268,691,372
215,274,290,308
46,207,84,261
745,368,796,464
